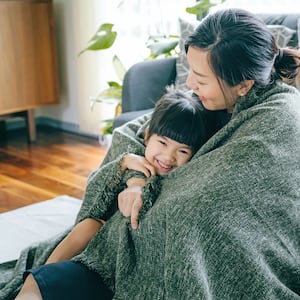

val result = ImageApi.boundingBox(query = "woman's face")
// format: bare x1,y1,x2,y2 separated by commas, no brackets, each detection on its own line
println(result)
186,46,238,111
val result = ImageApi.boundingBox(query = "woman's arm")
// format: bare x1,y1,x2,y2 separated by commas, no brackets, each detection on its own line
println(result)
46,218,104,264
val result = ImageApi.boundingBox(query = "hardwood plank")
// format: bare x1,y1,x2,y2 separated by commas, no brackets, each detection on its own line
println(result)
0,147,99,178
0,147,104,169
0,174,57,212
0,159,87,200
0,126,107,212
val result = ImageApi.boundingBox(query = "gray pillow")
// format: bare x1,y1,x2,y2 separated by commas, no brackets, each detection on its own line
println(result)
175,18,200,91
267,25,296,48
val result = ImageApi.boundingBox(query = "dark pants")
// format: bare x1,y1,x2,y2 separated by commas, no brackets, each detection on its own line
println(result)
24,260,113,300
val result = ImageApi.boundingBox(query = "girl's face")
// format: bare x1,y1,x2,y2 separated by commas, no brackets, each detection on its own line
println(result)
186,47,238,111
144,134,193,175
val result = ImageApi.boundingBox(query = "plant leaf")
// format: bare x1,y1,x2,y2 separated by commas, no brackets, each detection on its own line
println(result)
79,23,117,55
100,119,113,135
112,55,127,82
97,84,122,102
186,0,216,15
147,37,179,57
107,81,122,88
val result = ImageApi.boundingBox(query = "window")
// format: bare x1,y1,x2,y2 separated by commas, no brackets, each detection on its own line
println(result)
212,0,299,13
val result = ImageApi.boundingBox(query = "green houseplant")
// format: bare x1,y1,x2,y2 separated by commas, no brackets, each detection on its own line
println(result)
79,23,125,136
79,25,180,135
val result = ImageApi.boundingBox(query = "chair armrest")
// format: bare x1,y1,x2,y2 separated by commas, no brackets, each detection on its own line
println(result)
113,109,153,129
121,57,177,112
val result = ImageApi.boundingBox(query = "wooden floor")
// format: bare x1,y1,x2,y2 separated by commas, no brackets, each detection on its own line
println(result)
0,126,107,213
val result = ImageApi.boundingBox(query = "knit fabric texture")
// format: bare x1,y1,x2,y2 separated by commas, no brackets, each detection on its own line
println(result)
1,81,300,299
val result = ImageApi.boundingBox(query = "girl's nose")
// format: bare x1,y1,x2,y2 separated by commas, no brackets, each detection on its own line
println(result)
164,150,176,163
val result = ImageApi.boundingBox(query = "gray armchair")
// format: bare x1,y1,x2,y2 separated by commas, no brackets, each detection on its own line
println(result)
113,57,176,128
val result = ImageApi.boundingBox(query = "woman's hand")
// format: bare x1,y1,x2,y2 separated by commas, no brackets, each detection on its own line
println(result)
118,185,143,229
121,153,156,177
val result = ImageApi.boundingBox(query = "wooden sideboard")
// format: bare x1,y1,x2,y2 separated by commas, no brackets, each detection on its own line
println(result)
0,0,59,142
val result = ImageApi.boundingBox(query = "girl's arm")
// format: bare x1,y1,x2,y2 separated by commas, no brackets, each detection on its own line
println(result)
118,177,146,217
46,218,104,264
119,154,154,229
121,153,155,177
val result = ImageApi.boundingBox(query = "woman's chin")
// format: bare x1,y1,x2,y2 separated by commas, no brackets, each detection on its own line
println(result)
201,102,214,111
201,101,223,111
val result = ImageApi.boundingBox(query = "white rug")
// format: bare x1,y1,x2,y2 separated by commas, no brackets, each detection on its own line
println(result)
0,195,82,263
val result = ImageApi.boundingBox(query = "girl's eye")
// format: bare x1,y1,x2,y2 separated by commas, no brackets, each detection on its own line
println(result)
179,150,189,155
157,139,166,145
179,149,192,155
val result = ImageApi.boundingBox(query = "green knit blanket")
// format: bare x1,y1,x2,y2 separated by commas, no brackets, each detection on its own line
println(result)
1,81,300,299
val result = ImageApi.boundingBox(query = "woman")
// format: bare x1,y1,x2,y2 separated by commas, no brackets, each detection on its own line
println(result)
15,8,300,299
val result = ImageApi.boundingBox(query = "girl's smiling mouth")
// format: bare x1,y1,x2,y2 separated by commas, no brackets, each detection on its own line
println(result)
155,159,175,173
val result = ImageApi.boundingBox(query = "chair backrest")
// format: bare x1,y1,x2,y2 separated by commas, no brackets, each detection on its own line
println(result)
122,57,176,112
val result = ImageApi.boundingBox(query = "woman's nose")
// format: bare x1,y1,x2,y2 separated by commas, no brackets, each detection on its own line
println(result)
186,72,197,90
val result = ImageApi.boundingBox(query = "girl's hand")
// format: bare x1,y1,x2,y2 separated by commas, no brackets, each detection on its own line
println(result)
118,186,143,229
122,154,156,177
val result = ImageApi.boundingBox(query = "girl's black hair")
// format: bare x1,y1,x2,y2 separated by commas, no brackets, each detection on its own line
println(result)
148,86,228,153
185,8,300,88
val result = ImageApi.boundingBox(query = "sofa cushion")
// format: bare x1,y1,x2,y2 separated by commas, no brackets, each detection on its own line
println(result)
257,14,299,47
175,18,200,91
267,25,296,48
298,18,300,47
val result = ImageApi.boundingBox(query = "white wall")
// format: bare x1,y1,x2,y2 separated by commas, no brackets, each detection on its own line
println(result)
36,0,115,135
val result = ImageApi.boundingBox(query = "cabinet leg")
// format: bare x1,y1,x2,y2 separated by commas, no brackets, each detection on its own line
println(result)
0,120,6,141
26,110,36,142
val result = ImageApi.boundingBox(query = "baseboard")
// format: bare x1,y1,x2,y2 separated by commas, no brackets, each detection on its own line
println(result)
4,116,97,139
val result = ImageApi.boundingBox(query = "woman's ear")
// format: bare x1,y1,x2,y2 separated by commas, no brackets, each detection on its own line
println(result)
236,80,254,96
144,127,150,145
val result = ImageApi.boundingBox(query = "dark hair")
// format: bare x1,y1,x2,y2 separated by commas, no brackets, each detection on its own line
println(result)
185,8,300,88
148,86,224,153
